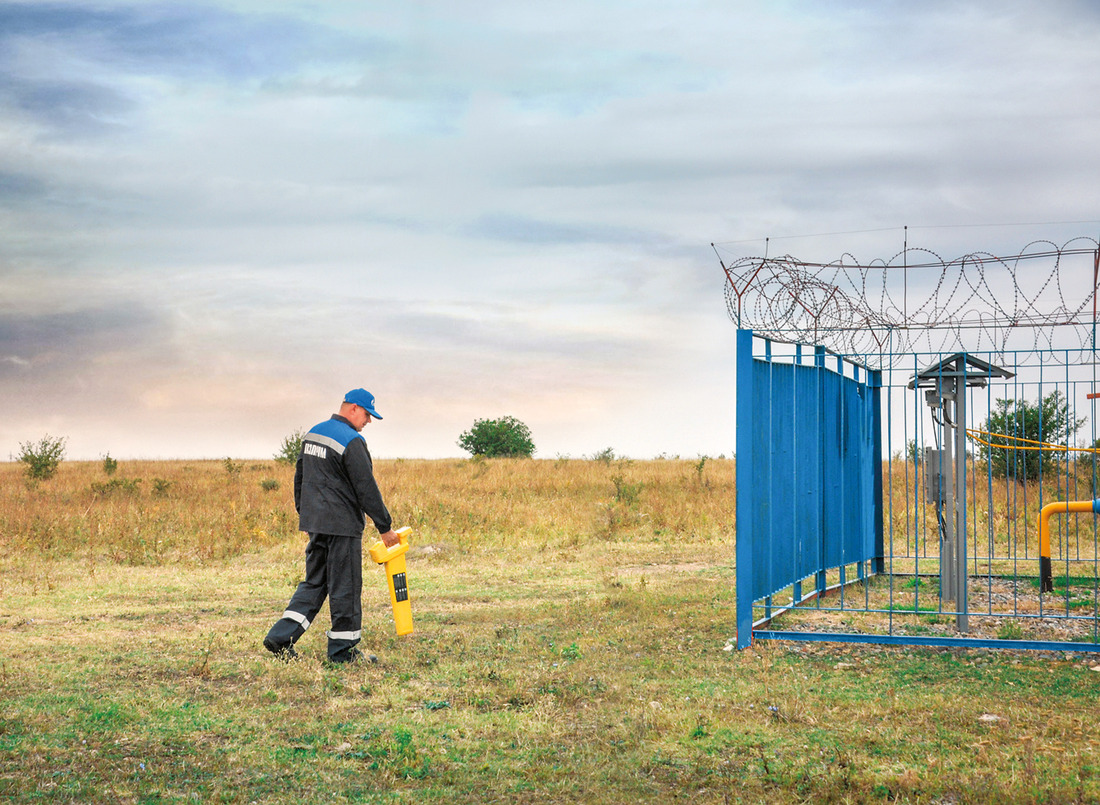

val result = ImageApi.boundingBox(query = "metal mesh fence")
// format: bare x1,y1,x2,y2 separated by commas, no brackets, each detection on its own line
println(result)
729,240,1100,651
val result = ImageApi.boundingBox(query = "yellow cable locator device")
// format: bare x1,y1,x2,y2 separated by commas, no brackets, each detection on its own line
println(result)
369,526,414,636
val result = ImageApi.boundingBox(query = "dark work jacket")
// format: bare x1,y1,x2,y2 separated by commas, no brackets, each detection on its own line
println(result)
294,415,392,537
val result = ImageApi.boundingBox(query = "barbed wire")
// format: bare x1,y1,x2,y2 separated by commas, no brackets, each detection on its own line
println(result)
720,238,1100,367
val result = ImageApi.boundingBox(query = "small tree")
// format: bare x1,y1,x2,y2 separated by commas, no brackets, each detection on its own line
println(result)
980,390,1084,480
275,428,306,465
458,416,535,458
17,434,67,481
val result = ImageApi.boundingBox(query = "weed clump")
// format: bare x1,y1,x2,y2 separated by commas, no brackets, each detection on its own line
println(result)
589,447,616,464
90,477,142,497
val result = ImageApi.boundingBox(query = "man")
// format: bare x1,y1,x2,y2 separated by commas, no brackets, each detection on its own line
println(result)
264,388,400,663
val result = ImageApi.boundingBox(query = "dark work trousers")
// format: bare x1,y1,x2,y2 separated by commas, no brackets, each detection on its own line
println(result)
264,533,363,662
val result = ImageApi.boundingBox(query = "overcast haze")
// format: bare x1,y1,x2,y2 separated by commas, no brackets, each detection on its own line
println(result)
3,1,1099,460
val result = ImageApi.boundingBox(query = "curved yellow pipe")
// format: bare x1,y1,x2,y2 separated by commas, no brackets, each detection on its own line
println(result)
1038,500,1100,593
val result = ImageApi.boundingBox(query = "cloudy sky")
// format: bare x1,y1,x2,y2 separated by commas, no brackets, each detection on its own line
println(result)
2,0,1099,461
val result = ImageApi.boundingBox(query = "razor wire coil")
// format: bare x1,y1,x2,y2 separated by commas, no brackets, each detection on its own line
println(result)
722,238,1100,368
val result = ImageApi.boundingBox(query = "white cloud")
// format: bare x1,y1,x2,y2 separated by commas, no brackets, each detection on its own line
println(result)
1,0,1098,459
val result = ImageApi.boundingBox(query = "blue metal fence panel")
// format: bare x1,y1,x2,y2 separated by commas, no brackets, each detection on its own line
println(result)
736,329,883,648
794,359,824,583
764,359,795,599
749,341,775,602
820,365,846,570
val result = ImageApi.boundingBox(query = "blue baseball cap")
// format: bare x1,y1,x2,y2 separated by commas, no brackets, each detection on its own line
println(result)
344,388,383,420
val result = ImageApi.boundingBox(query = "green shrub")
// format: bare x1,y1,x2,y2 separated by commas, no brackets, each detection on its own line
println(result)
274,428,306,465
980,390,1084,479
611,474,644,507
102,453,118,476
16,435,66,481
457,416,535,458
694,455,708,481
261,478,280,492
589,447,616,464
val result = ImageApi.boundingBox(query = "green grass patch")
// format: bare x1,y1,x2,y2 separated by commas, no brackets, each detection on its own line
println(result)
1029,574,1100,591
2,459,1100,802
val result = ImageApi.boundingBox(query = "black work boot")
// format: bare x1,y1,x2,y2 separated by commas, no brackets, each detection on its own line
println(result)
329,647,364,664
263,638,299,662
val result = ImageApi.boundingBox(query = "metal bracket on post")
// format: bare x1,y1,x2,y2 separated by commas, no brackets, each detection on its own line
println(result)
923,379,959,610
910,355,1013,635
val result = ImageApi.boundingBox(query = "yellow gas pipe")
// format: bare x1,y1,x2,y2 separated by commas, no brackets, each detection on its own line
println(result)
369,526,414,636
1037,500,1100,594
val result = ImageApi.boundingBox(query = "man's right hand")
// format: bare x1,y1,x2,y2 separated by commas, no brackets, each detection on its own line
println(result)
378,529,400,548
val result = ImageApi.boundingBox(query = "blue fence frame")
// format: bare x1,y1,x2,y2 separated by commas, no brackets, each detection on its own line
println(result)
736,329,884,648
735,329,1100,652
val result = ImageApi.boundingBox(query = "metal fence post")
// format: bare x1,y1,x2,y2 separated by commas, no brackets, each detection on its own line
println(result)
736,328,756,648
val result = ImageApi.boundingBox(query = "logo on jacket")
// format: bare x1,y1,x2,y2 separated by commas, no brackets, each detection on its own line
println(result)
304,443,328,459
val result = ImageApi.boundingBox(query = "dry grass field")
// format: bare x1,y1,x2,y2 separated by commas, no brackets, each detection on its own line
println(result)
2,456,1100,803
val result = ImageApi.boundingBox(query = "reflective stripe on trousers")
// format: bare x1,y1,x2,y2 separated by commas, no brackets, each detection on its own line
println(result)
282,610,312,631
327,630,361,640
